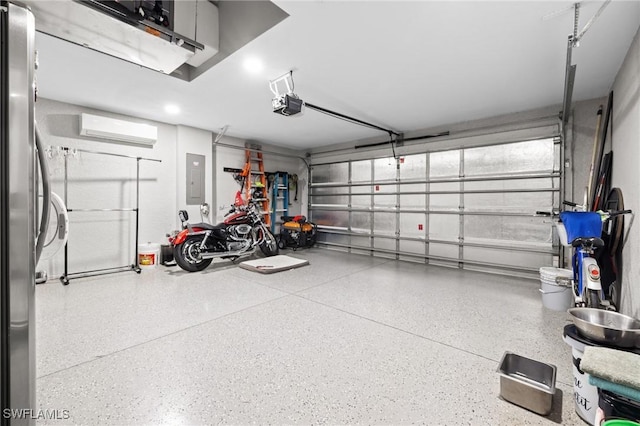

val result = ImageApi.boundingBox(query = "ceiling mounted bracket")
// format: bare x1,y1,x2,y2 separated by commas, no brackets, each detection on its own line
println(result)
214,125,229,144
269,70,295,98
572,3,581,47
571,0,612,48
560,0,610,125
561,35,577,125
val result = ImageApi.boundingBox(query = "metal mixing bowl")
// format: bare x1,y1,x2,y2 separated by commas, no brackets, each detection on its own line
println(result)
567,308,640,348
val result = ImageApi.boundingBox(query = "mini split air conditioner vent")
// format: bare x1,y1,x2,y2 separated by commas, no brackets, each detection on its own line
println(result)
79,113,158,146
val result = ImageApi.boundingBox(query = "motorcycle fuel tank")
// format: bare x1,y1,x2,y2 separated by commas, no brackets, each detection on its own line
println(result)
224,211,248,226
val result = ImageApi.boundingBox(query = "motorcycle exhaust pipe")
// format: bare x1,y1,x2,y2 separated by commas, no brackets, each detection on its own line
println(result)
199,247,256,260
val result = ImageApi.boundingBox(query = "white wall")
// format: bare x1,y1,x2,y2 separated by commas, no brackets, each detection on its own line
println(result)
611,26,640,318
212,136,247,218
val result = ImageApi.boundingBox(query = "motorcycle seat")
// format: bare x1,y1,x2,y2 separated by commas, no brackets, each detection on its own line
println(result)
571,237,605,248
189,222,224,231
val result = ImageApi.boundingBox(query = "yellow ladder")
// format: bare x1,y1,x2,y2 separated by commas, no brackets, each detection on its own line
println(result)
243,150,270,225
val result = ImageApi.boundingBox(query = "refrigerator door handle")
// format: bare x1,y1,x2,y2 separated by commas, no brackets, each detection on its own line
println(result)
35,125,50,264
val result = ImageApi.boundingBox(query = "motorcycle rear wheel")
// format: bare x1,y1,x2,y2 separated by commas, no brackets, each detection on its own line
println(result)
174,236,213,272
587,289,601,309
259,229,279,257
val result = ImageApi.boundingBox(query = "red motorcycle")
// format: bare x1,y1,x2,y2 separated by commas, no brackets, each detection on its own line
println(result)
170,193,278,272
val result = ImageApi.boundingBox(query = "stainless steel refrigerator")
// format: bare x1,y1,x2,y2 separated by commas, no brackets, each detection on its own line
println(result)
1,2,37,425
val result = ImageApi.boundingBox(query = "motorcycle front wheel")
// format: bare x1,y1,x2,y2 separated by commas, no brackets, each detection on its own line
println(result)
174,236,213,272
258,228,279,257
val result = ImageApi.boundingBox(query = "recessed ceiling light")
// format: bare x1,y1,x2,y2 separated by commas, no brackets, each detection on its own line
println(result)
164,104,180,115
243,57,264,74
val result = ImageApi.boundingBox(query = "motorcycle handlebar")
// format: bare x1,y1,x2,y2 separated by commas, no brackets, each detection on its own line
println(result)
607,209,633,217
226,202,258,214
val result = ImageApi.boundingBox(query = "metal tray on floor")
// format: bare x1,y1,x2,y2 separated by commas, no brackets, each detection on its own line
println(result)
497,351,557,416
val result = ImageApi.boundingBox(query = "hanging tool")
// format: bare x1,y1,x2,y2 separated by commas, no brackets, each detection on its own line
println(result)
593,151,612,212
590,92,613,210
586,106,603,207
288,174,298,204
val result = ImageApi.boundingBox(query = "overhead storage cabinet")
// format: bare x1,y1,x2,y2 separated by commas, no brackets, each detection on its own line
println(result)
173,0,219,67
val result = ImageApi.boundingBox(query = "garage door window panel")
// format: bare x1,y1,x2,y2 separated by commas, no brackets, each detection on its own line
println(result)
309,131,560,277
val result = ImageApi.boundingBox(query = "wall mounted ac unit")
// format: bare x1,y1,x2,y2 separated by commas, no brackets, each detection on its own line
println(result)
79,113,158,146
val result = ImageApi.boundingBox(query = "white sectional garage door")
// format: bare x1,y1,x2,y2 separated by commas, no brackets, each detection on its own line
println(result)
309,137,561,278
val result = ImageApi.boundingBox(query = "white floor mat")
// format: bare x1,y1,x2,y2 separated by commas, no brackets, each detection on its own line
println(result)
239,255,309,274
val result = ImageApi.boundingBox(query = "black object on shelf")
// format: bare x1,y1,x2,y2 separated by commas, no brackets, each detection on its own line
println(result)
598,388,640,422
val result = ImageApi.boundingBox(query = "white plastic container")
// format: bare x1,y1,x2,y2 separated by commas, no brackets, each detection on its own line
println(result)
563,333,599,425
138,243,161,268
539,267,573,311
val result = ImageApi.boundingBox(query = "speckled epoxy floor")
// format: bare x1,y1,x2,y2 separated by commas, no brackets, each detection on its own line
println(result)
36,249,585,425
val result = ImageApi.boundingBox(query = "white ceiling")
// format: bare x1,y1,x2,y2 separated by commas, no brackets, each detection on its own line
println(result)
36,1,640,150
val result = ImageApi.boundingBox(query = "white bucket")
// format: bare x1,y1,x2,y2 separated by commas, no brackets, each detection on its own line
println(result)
539,267,573,311
138,243,161,268
563,334,599,425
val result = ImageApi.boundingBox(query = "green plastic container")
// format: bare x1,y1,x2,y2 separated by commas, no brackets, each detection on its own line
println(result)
603,420,640,426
